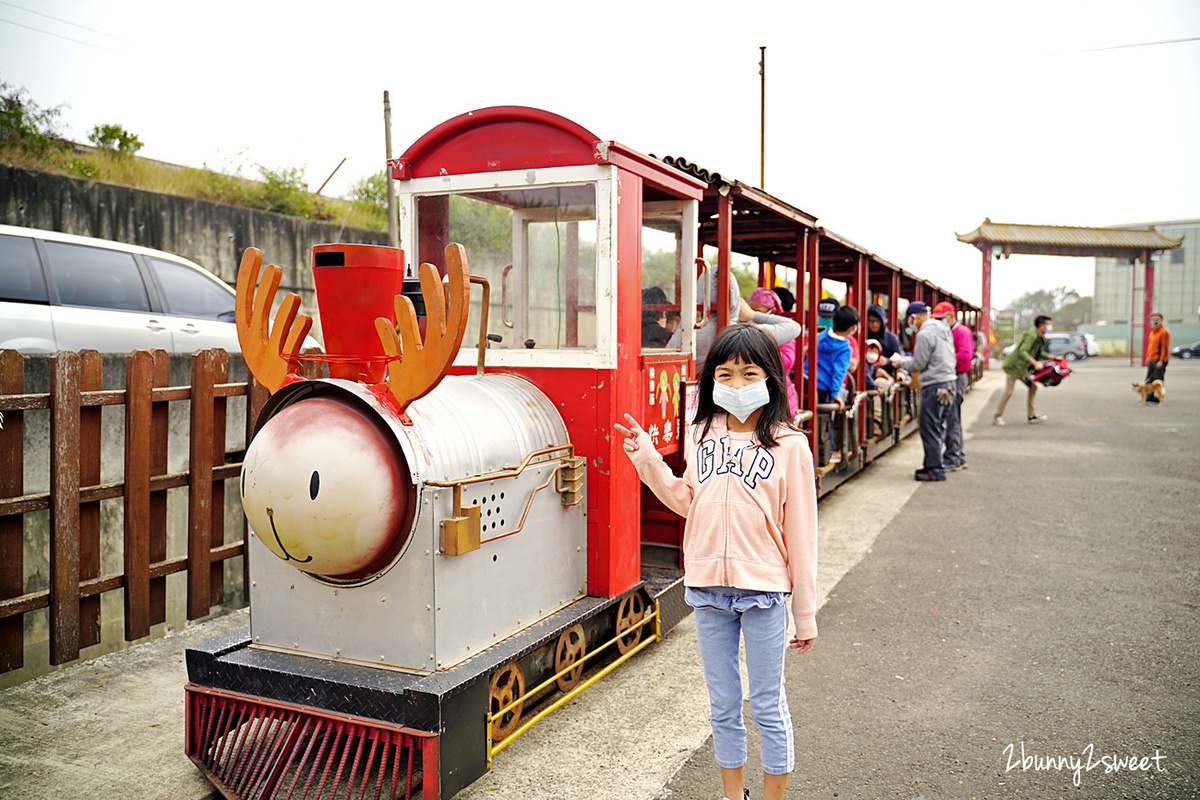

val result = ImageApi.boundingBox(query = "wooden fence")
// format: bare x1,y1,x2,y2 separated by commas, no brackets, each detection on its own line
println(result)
0,349,270,676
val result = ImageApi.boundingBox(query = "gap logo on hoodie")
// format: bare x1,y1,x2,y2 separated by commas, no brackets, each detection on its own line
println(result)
697,436,776,489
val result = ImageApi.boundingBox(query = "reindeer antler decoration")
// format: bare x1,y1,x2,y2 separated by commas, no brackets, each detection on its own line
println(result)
236,247,313,393
375,243,470,409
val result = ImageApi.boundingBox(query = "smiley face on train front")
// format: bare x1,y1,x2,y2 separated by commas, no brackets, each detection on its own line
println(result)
240,395,411,579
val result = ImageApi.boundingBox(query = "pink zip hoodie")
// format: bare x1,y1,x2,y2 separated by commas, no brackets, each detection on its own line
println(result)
627,415,818,640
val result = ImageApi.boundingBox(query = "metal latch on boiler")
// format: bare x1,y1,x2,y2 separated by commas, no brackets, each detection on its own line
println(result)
440,485,481,556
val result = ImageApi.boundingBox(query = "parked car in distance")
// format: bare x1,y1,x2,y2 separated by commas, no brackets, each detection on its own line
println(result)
999,331,1089,362
0,225,318,355
1045,332,1088,361
1171,339,1200,359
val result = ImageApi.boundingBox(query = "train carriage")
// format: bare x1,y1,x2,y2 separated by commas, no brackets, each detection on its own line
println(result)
185,106,978,800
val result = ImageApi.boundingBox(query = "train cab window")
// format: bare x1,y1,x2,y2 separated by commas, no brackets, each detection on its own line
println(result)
641,202,695,353
641,217,683,351
414,184,598,351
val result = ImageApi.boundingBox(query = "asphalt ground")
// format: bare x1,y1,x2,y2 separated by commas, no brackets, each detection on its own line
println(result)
662,358,1200,800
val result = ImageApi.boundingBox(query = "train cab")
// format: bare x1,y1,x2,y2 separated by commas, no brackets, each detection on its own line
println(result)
389,105,707,600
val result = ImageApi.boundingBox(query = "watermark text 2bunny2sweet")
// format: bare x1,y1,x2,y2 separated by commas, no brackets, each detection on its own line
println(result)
1002,741,1166,787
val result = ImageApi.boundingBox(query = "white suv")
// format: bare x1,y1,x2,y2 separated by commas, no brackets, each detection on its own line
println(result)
2,225,253,354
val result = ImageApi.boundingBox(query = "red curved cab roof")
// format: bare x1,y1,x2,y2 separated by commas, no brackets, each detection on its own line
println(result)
390,106,601,180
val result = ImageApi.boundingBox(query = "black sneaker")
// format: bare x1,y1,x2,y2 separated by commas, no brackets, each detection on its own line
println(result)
914,468,946,482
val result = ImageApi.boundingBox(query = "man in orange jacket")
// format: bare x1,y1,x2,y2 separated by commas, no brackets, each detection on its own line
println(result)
1145,312,1170,404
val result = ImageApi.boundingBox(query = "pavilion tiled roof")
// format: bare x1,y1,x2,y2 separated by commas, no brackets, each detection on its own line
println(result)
956,219,1183,257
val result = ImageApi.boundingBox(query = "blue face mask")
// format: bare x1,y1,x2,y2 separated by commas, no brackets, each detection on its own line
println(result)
712,379,770,423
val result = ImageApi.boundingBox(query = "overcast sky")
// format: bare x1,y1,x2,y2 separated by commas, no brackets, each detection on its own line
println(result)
2,0,1197,309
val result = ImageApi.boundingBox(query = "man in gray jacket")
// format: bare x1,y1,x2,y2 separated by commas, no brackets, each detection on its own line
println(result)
891,301,957,481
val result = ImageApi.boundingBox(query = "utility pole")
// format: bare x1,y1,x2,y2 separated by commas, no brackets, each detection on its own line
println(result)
759,46,766,189
384,90,399,249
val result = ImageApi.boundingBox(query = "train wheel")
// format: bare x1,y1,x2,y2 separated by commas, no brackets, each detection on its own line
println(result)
489,662,525,742
554,625,587,692
615,593,647,655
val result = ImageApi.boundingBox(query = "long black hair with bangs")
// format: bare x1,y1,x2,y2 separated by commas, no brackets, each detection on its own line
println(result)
694,323,797,448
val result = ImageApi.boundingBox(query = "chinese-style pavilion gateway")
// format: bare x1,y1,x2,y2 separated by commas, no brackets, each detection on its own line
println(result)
956,219,1183,363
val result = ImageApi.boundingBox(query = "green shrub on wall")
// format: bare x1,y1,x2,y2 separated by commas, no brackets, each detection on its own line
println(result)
87,124,144,156
257,164,318,218
0,81,68,154
67,157,99,179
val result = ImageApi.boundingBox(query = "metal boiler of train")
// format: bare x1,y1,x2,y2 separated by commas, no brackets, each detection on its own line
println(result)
241,319,588,675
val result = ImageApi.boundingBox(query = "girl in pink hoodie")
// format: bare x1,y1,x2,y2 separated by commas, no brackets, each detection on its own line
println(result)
615,324,818,800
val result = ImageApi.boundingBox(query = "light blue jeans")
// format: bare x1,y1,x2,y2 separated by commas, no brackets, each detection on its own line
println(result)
687,586,794,775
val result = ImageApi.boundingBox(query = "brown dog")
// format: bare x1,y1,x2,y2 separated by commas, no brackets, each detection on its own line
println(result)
1132,380,1164,405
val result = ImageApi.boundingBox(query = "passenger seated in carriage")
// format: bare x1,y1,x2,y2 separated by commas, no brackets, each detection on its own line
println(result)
641,286,674,347
865,339,893,436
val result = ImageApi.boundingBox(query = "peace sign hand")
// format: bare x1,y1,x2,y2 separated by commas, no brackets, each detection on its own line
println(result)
613,413,646,455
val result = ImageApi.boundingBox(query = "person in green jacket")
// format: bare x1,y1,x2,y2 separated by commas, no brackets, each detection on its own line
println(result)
993,315,1054,426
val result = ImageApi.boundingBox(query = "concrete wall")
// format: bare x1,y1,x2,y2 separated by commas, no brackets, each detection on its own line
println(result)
0,164,391,343
1,353,252,690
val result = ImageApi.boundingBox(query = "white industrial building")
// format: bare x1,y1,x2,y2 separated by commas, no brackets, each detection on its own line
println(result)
1087,219,1198,356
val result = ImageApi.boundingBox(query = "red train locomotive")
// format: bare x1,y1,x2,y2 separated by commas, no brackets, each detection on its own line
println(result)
185,107,978,800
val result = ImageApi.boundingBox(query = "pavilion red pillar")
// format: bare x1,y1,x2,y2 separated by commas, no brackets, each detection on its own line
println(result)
1129,257,1137,366
980,244,993,369
1141,249,1154,367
